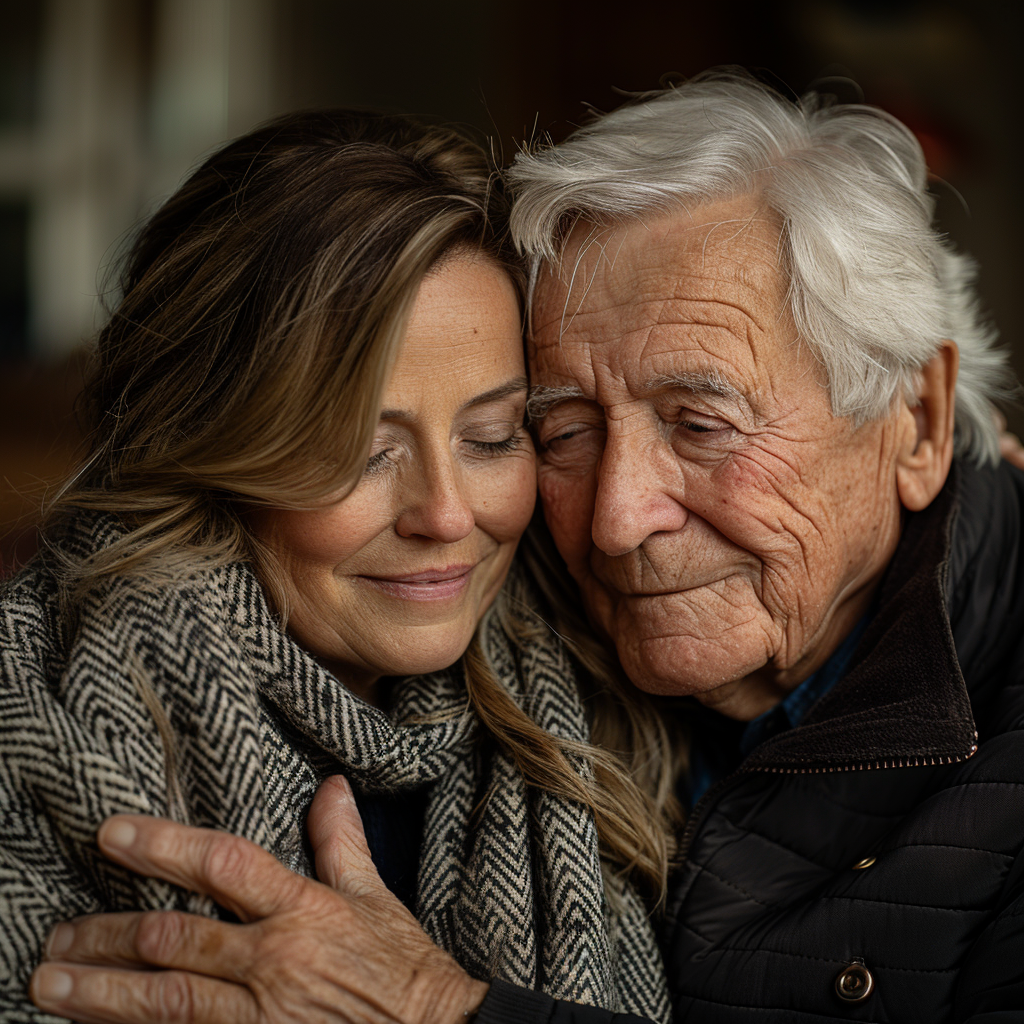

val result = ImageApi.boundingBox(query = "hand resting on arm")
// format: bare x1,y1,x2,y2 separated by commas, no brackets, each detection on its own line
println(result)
29,776,489,1024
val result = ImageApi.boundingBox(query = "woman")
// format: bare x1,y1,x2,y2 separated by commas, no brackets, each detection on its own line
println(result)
1,110,681,1023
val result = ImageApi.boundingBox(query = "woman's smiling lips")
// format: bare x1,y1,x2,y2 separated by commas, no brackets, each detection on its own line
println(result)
357,564,477,601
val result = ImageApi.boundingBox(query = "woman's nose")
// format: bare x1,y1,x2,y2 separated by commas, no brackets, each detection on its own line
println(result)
395,453,475,543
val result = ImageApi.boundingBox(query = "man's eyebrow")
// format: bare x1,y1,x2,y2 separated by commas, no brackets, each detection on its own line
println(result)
526,384,587,423
525,370,747,424
379,377,528,422
640,370,745,401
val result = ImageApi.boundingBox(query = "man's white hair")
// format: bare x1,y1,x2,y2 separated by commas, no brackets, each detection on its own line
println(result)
508,70,1014,463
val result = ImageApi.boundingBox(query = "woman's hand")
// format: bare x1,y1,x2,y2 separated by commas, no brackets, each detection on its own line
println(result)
995,411,1024,471
29,776,489,1024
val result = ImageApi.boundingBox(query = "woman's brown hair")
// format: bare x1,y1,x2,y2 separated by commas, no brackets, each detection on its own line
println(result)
52,110,518,595
47,109,683,904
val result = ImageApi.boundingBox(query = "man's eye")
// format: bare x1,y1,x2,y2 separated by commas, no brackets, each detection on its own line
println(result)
538,423,606,471
541,424,591,449
547,428,583,445
673,410,732,437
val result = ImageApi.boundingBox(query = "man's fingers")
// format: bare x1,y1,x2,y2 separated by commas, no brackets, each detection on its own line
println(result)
97,817,307,921
307,775,379,894
44,910,252,982
30,962,259,1024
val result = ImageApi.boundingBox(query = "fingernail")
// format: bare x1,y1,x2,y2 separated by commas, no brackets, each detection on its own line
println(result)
45,923,73,958
34,965,74,1002
101,818,138,850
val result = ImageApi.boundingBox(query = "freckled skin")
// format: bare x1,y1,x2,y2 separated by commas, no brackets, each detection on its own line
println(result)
530,198,926,720
252,257,536,705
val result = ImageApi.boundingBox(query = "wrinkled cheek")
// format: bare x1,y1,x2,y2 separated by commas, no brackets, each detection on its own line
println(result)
481,460,538,543
606,603,711,695
538,465,617,631
538,467,597,573
609,587,776,695
713,455,840,617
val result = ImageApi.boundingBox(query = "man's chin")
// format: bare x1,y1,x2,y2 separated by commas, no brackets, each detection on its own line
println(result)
595,585,771,689
613,627,774,701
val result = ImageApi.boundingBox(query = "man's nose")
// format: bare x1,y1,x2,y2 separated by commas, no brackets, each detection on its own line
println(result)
395,451,475,543
591,429,687,556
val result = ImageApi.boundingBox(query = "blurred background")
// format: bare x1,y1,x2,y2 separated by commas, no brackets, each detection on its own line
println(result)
1,0,1021,570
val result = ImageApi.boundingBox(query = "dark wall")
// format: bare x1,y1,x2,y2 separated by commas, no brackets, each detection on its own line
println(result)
277,0,1021,416
2,0,1021,569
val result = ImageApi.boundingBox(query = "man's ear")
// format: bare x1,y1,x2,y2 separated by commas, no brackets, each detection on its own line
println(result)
895,341,959,512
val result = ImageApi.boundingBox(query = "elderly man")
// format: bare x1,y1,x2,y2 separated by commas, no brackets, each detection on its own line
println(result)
27,74,1024,1024
502,72,1024,1020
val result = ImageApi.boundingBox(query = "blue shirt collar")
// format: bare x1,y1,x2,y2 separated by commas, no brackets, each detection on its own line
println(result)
684,612,874,807
739,613,871,757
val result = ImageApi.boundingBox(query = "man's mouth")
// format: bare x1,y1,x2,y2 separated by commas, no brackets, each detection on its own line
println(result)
598,576,740,599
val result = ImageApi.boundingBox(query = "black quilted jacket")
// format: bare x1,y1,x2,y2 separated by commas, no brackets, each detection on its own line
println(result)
477,458,1024,1023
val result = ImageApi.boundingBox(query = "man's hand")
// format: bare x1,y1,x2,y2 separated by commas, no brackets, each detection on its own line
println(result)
29,776,489,1024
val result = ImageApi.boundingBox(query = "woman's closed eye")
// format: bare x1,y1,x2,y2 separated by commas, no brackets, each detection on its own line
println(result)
364,447,396,476
465,433,527,457
363,427,410,476
363,427,529,477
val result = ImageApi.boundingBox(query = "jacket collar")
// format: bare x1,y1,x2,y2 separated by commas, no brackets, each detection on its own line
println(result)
742,462,978,773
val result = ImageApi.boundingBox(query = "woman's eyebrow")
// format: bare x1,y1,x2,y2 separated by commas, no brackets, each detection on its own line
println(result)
379,377,528,422
458,376,529,413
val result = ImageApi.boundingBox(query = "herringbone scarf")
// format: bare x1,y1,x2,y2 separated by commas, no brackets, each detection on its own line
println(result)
0,513,669,1023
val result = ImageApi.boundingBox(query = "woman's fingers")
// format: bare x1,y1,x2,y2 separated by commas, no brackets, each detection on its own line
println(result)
307,775,379,894
97,817,308,922
43,910,251,980
992,410,1024,471
30,962,258,1024
999,430,1024,471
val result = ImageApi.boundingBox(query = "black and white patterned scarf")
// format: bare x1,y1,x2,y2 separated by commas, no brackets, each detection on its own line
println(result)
0,513,669,1023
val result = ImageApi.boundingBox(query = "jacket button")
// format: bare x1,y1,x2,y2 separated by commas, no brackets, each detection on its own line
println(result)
852,856,876,870
835,962,874,1003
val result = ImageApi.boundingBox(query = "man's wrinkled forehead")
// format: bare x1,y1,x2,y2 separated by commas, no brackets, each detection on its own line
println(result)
528,200,786,346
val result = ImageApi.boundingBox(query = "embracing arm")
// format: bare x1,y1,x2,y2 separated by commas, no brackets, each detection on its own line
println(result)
31,777,486,1023
31,777,658,1024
